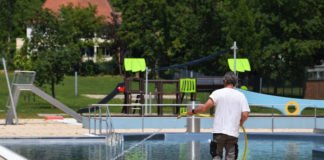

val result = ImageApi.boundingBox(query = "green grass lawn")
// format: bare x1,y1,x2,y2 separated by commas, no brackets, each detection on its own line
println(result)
1,72,323,118
0,73,124,118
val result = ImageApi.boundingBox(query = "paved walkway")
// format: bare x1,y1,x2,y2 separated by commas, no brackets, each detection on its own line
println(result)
0,119,89,138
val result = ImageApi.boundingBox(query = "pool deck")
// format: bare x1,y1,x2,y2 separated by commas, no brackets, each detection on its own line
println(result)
0,119,88,138
1,118,324,160
0,118,317,138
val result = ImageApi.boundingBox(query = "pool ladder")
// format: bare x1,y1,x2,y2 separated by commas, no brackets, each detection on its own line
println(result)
87,105,124,158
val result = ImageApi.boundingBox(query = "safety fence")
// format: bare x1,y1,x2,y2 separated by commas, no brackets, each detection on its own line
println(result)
86,102,200,134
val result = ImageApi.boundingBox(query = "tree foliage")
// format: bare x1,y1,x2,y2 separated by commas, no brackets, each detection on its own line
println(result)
115,0,324,91
117,0,223,77
0,0,42,65
29,6,104,97
251,0,324,90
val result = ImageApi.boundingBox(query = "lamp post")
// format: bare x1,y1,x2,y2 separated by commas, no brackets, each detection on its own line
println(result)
231,41,238,75
145,67,151,115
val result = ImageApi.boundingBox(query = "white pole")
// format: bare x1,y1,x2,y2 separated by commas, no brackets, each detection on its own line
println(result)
93,33,97,63
259,77,263,93
149,92,152,114
231,41,238,75
2,58,18,124
145,67,150,115
75,71,78,96
314,105,317,129
192,101,195,132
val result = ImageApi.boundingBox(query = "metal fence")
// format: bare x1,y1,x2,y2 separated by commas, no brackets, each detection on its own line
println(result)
84,103,324,134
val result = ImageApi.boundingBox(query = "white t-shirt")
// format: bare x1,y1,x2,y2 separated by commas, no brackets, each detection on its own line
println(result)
209,88,250,137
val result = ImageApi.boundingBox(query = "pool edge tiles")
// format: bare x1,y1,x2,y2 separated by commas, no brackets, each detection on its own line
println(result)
246,132,324,141
123,133,165,141
164,133,212,142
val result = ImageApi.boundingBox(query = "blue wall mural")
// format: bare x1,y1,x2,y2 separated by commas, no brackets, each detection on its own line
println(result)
238,89,324,115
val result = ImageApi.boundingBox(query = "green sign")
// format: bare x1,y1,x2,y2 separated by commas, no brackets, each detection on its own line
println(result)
228,58,251,72
124,58,146,72
180,78,196,93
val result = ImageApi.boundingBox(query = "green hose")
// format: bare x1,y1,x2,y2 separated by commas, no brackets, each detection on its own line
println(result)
177,112,248,160
241,125,248,160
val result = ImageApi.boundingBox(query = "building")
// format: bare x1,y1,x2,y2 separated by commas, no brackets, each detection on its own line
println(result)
43,0,117,24
305,63,324,99
42,0,120,62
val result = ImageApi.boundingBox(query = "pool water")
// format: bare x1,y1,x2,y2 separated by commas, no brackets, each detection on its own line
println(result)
123,137,324,160
1,133,324,160
246,139,320,159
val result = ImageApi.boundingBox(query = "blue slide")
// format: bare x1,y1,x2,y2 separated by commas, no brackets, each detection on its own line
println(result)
238,89,324,115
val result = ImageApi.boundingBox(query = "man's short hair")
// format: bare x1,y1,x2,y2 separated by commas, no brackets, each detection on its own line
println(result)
223,72,237,86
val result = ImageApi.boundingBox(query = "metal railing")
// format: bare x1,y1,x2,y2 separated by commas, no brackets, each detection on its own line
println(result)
87,102,202,134
87,104,124,159
248,104,322,133
86,103,324,134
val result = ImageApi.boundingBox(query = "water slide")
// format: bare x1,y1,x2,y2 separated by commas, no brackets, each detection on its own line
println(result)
77,82,125,114
238,89,324,115
6,84,82,124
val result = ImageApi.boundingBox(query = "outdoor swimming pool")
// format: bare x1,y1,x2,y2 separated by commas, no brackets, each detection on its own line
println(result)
1,133,324,160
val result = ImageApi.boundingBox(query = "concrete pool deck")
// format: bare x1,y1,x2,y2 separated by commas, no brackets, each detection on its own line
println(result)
0,119,89,138
1,117,324,160
0,118,318,138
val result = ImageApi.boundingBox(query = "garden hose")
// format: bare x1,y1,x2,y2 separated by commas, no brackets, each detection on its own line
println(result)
241,124,248,160
177,112,248,160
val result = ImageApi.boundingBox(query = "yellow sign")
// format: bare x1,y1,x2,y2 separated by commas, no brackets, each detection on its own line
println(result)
228,58,251,72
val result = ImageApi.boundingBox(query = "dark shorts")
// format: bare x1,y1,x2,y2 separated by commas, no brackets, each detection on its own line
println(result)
210,133,238,160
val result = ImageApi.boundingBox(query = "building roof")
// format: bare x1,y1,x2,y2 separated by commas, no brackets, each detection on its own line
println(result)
43,0,118,24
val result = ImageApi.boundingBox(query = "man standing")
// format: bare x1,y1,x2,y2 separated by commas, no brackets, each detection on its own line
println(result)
187,72,250,160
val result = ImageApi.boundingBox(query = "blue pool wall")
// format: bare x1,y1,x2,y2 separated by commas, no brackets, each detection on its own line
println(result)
83,117,324,130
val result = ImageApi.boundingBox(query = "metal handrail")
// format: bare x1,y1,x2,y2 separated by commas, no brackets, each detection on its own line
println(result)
89,103,315,107
90,103,201,107
87,103,321,135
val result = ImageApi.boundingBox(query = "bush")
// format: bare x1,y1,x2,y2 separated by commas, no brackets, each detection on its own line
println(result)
79,60,119,76
105,60,119,75
80,61,99,76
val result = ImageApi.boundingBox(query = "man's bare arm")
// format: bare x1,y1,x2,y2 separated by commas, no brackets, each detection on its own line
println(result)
240,112,249,126
187,98,214,115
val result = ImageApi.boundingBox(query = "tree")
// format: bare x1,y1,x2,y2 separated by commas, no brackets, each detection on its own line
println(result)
13,0,43,37
177,0,223,75
249,0,324,93
117,0,223,77
0,0,42,66
117,0,173,71
0,0,17,64
59,5,104,44
32,46,79,98
29,6,104,97
203,0,324,92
